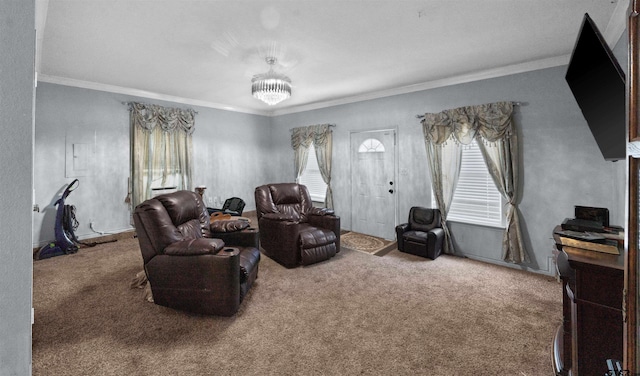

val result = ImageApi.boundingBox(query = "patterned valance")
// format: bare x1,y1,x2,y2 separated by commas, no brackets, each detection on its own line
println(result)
129,102,196,135
421,101,513,145
291,124,333,149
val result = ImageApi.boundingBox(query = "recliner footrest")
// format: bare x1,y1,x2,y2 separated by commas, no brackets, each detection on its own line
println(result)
298,227,338,265
301,243,337,265
299,227,337,248
403,240,442,260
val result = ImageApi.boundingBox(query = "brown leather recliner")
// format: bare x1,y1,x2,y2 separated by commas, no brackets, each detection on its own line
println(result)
133,190,260,316
396,206,444,260
255,183,340,268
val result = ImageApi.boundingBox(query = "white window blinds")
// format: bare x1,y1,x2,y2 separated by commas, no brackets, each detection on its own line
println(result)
298,144,327,202
445,140,504,227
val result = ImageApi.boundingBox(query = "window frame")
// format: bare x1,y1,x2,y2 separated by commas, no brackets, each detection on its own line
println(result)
432,140,505,228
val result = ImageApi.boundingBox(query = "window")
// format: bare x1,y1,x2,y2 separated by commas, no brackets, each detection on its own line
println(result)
433,140,504,227
358,138,385,153
130,102,194,208
298,144,327,202
147,170,179,197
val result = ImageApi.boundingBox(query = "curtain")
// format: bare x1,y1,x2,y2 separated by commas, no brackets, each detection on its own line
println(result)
311,124,334,209
421,101,529,263
424,140,461,254
421,110,462,255
130,102,196,209
290,124,334,209
291,126,313,181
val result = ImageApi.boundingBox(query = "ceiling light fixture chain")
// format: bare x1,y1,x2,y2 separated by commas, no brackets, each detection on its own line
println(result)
251,56,292,106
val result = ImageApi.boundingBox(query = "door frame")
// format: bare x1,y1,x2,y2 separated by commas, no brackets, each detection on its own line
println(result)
627,1,638,371
349,127,399,240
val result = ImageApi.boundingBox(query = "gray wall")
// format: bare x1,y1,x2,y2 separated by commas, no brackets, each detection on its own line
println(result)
270,62,626,274
33,83,273,247
33,27,629,276
0,1,35,375
35,58,627,276
191,108,275,209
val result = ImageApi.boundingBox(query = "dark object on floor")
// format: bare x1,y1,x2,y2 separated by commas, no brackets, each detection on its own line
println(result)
36,179,117,260
37,179,80,259
133,190,259,316
207,197,245,216
396,206,444,260
255,183,340,267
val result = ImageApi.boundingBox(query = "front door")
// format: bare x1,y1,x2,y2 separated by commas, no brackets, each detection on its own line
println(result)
350,130,396,240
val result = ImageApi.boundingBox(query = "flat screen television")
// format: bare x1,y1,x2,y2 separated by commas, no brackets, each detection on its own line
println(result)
565,13,626,161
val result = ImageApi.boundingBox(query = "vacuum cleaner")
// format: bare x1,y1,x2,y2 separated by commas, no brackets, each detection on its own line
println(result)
36,179,115,260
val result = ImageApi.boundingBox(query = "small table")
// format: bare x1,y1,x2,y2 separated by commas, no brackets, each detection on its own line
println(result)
552,225,624,375
210,216,251,225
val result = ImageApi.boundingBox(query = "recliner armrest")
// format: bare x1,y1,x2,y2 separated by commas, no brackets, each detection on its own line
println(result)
163,238,225,256
307,212,339,230
262,212,300,222
210,228,259,249
429,227,444,239
309,207,335,216
396,223,410,233
395,223,410,251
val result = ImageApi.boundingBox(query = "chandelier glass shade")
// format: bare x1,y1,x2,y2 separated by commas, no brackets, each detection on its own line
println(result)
251,57,292,106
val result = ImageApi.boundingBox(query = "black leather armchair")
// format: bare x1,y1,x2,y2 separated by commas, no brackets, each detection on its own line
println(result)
133,190,260,316
396,206,444,260
208,197,246,216
254,183,340,268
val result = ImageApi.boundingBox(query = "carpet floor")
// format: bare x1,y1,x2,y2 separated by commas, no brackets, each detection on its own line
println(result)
33,235,561,375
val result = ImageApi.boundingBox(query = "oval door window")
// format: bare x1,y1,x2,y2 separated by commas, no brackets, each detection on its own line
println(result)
358,138,385,153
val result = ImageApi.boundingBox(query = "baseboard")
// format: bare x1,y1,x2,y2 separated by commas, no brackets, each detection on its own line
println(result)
462,253,557,277
83,229,137,243
373,241,397,257
33,229,136,256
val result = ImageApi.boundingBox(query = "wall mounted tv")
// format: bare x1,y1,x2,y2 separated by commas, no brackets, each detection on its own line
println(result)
565,13,626,161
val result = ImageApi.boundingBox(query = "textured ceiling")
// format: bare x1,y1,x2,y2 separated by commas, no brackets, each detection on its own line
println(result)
37,0,627,116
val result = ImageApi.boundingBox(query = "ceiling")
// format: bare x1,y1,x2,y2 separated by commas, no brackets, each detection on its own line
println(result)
36,0,627,116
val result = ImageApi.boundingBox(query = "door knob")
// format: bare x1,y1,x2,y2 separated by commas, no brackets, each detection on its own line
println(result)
389,189,394,194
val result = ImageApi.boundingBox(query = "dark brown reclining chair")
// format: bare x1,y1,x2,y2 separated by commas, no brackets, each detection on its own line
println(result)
133,190,260,316
395,206,444,260
255,183,340,268
207,197,246,216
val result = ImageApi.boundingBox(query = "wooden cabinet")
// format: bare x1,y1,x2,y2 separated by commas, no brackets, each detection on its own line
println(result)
553,228,624,375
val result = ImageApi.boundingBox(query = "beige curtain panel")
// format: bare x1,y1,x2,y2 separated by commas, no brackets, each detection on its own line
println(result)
421,101,528,264
290,124,334,209
423,140,461,255
291,126,313,182
130,102,196,209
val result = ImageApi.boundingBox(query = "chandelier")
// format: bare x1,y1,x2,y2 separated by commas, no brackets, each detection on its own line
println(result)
251,57,292,106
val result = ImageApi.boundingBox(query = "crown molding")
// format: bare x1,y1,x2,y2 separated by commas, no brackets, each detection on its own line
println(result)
39,55,569,118
36,74,271,116
270,55,570,116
